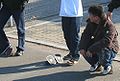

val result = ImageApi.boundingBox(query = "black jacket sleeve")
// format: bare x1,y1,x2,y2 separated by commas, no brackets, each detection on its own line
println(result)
79,20,97,51
108,0,120,12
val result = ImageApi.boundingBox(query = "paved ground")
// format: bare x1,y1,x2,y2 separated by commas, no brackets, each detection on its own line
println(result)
0,38,120,81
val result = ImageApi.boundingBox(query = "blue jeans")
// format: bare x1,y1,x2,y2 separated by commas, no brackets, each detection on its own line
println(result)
62,17,83,59
0,6,25,54
83,48,116,68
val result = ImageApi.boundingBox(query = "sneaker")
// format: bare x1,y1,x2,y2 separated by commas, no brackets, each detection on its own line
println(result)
14,50,24,56
63,54,72,60
54,54,64,64
0,45,13,57
102,66,113,75
46,55,57,65
89,63,102,72
67,58,79,66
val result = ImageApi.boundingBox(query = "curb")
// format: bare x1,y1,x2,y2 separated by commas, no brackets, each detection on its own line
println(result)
7,34,68,51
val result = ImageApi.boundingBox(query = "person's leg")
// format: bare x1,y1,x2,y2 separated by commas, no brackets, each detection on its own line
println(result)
69,17,82,61
12,9,25,55
98,48,116,74
62,17,82,61
83,54,102,72
83,54,99,66
0,6,12,55
62,17,73,60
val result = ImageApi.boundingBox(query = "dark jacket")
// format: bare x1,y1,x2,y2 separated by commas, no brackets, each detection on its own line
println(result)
108,0,120,12
79,18,119,54
0,0,1,7
1,0,29,10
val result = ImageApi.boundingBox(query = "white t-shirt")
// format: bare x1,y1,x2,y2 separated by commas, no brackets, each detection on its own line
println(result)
59,0,83,17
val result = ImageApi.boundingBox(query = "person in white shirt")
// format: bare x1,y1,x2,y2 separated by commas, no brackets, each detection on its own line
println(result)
59,0,83,64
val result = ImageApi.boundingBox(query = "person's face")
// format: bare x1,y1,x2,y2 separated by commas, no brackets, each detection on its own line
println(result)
89,13,99,23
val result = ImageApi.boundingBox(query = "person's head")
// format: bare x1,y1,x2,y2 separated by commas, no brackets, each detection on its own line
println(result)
88,5,105,23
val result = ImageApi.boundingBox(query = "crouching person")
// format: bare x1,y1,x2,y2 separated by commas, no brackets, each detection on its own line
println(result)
79,5,119,75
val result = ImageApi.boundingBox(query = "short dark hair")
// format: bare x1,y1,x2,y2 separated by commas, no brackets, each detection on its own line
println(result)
88,5,104,18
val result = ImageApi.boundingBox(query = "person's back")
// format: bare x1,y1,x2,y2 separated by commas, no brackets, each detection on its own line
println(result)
59,0,83,17
2,0,28,10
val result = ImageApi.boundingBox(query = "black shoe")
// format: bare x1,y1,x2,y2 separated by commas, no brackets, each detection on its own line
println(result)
0,45,13,57
14,50,24,56
63,54,72,60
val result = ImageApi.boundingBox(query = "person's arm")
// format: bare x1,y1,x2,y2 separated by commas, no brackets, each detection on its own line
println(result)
108,0,120,12
79,19,96,56
107,0,120,19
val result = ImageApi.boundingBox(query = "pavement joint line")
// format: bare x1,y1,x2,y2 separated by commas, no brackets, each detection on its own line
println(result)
6,18,61,34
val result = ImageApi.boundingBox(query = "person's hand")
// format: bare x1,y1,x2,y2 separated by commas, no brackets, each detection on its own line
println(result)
86,51,92,57
107,11,113,20
80,49,86,56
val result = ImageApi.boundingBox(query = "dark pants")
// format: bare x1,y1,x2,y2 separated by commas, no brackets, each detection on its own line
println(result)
62,17,82,59
0,6,25,54
83,48,116,68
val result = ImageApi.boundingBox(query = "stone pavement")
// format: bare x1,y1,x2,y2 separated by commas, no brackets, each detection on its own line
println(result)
0,38,120,81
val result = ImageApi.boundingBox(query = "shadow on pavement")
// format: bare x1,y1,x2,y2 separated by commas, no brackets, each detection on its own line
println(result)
0,61,106,81
14,71,98,81
0,61,73,74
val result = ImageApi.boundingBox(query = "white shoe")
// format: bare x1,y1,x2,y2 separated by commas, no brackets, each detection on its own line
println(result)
46,55,57,65
102,66,112,75
54,54,64,64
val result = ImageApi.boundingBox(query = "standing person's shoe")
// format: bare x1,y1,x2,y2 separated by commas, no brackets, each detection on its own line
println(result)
14,50,24,56
67,58,79,66
66,54,80,65
102,66,113,75
63,53,72,60
0,45,13,57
